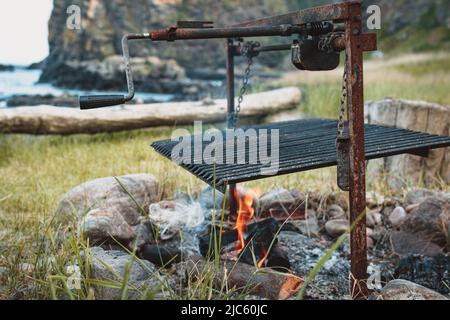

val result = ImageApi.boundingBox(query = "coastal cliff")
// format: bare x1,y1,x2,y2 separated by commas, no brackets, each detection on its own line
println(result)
40,0,450,92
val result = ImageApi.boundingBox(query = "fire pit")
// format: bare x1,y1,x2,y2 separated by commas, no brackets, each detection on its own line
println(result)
79,1,450,299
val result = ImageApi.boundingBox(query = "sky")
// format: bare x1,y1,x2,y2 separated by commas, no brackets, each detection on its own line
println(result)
0,0,53,65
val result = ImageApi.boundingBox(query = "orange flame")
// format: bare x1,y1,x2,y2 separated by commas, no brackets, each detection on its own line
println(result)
233,188,268,268
234,189,255,251
257,244,268,268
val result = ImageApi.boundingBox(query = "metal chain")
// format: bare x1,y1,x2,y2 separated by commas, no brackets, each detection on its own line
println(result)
337,66,347,139
230,41,258,128
319,32,344,54
233,55,253,127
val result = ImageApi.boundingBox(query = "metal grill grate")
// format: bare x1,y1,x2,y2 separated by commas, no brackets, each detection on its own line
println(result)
151,118,450,192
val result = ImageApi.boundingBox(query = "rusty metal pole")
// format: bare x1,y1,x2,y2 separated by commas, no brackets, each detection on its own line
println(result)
226,39,238,216
345,1,368,300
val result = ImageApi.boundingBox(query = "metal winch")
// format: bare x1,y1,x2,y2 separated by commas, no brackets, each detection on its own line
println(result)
78,1,450,299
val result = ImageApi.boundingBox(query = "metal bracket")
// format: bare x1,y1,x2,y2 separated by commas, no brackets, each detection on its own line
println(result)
336,136,350,191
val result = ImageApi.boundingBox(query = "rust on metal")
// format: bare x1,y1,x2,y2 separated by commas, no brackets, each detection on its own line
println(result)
345,1,369,300
151,25,305,41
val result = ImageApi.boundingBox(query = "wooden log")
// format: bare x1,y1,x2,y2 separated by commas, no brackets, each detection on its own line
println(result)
183,256,303,300
365,99,450,188
0,87,301,135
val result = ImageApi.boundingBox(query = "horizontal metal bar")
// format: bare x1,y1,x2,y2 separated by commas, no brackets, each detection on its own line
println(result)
151,25,305,41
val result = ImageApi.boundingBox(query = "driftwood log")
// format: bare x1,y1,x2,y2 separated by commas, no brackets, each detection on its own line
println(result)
183,256,303,300
365,99,450,188
0,87,301,135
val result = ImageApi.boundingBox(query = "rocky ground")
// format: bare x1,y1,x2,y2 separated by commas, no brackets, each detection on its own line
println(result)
55,173,449,300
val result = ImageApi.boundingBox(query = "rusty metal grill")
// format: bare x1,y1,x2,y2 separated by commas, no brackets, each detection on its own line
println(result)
151,118,450,192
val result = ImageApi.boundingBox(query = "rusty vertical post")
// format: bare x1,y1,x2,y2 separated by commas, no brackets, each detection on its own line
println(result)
226,39,238,216
345,2,368,300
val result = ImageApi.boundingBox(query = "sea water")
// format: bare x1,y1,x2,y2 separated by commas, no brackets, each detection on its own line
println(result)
0,67,175,107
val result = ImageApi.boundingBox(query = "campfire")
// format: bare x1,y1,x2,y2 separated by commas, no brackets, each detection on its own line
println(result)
199,188,291,271
141,187,305,299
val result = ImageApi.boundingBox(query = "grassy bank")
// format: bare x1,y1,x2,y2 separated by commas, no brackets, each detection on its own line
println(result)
0,52,449,299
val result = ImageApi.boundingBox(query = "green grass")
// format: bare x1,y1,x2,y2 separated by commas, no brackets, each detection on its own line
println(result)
395,55,450,76
1,53,449,299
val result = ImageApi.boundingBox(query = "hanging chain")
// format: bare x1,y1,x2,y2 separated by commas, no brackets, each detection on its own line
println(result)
230,41,259,128
233,55,253,127
317,31,347,140
337,65,347,139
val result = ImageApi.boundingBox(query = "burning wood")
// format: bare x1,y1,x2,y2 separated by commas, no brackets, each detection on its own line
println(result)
199,217,290,270
184,256,303,300
199,188,291,270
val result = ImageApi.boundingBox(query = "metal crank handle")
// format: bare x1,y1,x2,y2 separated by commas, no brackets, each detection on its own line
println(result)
79,33,151,110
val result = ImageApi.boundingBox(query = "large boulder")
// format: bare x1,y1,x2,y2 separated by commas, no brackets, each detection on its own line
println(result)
40,55,187,93
379,279,448,300
401,196,449,249
57,174,159,223
390,192,449,256
57,174,159,247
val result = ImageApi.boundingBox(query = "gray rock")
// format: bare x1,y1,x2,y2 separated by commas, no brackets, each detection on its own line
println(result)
86,247,167,300
388,206,407,227
390,230,443,257
0,64,14,71
58,174,158,249
290,210,319,237
403,189,445,207
6,94,78,107
327,204,346,220
57,174,159,225
79,209,135,245
366,234,375,248
401,196,449,249
390,194,450,256
366,210,382,228
380,279,448,300
258,188,305,220
366,192,385,209
131,221,155,249
325,219,349,238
